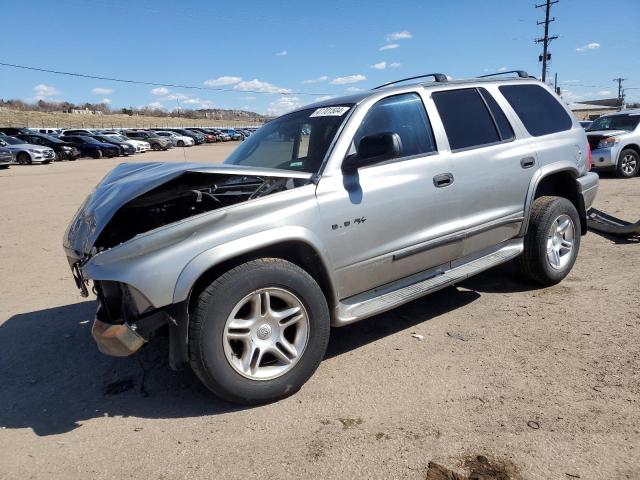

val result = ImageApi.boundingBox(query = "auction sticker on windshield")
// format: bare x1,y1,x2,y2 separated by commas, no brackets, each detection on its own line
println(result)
310,106,350,117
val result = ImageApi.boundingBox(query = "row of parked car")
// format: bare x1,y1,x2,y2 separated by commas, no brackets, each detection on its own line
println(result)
0,126,258,167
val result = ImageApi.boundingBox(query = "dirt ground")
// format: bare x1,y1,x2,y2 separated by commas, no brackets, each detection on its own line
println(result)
0,145,638,480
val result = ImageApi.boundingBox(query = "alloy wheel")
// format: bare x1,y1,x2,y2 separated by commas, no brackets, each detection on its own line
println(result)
222,287,309,381
546,213,575,270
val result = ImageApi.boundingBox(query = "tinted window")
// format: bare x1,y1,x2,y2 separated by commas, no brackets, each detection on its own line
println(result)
478,88,514,141
499,84,572,136
353,93,436,158
432,88,500,151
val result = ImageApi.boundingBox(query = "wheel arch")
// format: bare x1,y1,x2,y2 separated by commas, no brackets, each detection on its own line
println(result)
522,165,587,235
619,143,640,162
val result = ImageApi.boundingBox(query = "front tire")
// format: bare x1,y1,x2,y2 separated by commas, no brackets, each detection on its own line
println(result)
177,140,185,147
92,149,103,159
616,149,640,178
189,258,330,405
518,196,581,286
17,152,32,165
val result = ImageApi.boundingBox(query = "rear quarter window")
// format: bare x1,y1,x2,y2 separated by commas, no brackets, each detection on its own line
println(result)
499,84,572,137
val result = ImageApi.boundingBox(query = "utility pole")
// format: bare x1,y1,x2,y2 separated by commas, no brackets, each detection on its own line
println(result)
535,0,559,83
613,77,627,106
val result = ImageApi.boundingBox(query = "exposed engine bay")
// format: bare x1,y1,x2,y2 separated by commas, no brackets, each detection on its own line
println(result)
95,171,305,250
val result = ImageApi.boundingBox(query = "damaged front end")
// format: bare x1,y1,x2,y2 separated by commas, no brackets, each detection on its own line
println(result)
63,162,312,360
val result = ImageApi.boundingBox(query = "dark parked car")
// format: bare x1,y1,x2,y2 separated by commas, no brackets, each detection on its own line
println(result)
91,134,136,156
123,131,172,150
59,135,120,159
186,128,217,143
0,147,11,169
15,133,81,161
0,127,32,136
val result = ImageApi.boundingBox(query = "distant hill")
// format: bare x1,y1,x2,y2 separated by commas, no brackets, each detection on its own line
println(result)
0,99,271,128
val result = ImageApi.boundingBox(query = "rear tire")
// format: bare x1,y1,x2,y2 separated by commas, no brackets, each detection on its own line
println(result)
189,258,330,405
92,149,103,159
518,196,581,286
177,140,185,147
616,149,639,178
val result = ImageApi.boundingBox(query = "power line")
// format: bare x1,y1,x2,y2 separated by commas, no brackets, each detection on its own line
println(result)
535,0,559,83
0,61,330,97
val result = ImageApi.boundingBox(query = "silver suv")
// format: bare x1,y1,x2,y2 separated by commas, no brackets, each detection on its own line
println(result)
64,71,599,404
586,109,640,178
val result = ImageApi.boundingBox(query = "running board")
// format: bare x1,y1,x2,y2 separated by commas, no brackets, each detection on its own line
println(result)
333,239,523,326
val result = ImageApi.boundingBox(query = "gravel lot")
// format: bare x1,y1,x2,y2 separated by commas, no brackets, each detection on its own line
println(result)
0,145,638,480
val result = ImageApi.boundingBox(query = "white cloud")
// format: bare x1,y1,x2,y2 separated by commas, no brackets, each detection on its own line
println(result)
576,42,600,52
385,30,412,41
242,96,257,101
314,95,334,102
34,84,61,97
598,90,612,96
498,66,508,72
234,79,291,94
389,62,401,68
267,96,302,116
275,50,288,56
100,98,112,104
301,75,329,84
370,61,387,70
151,87,169,95
92,87,113,95
346,86,364,92
203,76,242,87
147,101,165,109
331,74,366,85
162,93,190,101
562,79,580,84
379,43,399,51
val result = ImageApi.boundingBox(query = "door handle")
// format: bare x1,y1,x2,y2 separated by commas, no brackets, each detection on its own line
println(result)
520,157,536,169
433,173,454,188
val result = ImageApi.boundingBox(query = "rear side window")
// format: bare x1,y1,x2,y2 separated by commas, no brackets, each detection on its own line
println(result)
353,93,436,158
478,88,514,141
432,88,501,151
499,84,572,136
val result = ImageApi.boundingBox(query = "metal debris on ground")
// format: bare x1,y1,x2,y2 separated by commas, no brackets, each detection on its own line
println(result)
447,331,467,341
587,208,640,238
411,333,424,340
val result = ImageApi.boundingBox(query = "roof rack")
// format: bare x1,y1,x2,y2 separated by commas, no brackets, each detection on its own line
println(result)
372,73,448,90
478,70,536,79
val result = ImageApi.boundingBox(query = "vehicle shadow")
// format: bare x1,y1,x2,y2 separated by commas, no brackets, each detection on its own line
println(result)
0,301,242,436
0,268,531,437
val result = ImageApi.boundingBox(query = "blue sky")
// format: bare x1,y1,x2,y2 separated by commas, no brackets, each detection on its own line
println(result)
2,0,639,116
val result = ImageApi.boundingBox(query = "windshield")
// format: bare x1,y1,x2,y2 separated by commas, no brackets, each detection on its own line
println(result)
80,136,101,144
225,105,353,173
587,114,640,132
41,135,64,143
1,136,25,145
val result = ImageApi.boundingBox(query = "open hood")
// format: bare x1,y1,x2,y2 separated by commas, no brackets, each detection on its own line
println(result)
63,162,312,257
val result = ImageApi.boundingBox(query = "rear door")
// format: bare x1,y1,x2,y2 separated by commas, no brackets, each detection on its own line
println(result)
431,86,538,258
316,92,462,299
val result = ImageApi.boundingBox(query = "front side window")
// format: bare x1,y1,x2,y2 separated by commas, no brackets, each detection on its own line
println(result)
225,105,353,173
499,84,572,137
432,88,501,151
352,93,436,158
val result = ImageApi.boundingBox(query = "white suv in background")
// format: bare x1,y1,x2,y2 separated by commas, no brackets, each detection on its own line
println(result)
586,110,640,178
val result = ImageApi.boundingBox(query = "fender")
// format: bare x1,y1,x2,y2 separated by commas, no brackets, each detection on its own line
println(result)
172,225,338,305
519,160,581,236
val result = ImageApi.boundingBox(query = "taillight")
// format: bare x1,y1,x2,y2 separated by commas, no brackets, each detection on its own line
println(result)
587,144,592,171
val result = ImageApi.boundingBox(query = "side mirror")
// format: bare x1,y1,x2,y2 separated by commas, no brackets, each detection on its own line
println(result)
342,132,402,172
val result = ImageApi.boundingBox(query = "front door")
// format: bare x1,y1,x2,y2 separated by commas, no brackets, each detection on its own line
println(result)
315,92,462,299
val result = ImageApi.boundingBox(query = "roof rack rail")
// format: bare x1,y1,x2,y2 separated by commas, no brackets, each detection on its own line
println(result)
372,73,448,90
478,70,536,79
